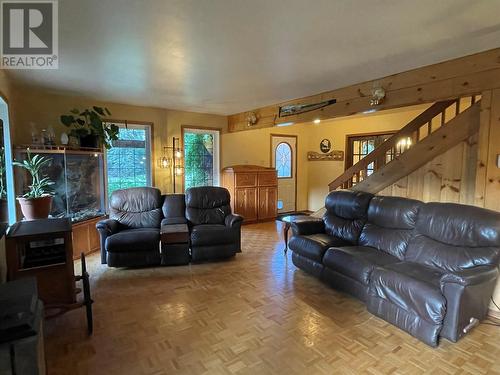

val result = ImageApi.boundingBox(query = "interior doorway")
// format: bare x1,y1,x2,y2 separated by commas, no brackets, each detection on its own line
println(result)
271,134,297,213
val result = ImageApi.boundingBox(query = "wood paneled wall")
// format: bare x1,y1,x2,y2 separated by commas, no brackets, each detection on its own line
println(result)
228,48,500,132
378,134,478,204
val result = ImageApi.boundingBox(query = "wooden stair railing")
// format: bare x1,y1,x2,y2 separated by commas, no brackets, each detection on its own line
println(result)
328,96,480,191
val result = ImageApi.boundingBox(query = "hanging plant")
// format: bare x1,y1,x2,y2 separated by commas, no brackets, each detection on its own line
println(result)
60,106,119,149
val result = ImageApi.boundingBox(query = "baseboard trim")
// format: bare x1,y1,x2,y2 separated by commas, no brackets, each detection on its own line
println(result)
487,308,500,321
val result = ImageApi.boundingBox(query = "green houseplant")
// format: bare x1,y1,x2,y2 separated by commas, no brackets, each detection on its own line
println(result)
60,106,119,149
13,149,54,220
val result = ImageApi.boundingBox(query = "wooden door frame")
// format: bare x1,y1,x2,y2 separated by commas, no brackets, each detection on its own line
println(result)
344,131,396,171
270,133,298,213
181,125,223,192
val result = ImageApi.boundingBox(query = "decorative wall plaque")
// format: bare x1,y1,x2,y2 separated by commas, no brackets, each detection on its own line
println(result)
307,150,344,161
320,139,331,153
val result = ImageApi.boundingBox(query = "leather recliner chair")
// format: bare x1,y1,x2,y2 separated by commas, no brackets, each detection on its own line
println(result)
97,187,163,267
184,186,243,262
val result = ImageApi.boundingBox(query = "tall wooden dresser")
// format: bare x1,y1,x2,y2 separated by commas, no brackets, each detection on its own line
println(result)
222,165,278,223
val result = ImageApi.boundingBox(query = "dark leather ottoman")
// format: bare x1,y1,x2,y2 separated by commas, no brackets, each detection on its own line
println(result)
160,223,190,266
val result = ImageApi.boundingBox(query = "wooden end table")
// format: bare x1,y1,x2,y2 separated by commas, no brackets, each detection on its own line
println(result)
160,223,190,266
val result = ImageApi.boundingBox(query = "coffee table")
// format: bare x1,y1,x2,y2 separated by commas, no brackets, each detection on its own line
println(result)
160,223,190,266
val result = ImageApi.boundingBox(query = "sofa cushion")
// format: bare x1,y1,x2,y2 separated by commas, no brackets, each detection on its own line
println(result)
369,262,446,325
323,246,399,285
109,187,163,229
106,228,160,253
190,224,237,246
359,196,422,260
323,190,373,243
405,202,500,272
185,187,232,225
288,234,349,263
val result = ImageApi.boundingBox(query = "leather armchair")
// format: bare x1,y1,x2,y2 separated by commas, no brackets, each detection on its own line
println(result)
97,187,163,267
185,186,243,262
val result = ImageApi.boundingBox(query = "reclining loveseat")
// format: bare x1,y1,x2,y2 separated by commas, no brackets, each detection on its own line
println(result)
288,190,500,346
97,186,243,267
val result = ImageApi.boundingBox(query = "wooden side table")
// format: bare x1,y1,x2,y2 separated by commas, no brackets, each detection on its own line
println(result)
160,224,190,266
280,215,323,254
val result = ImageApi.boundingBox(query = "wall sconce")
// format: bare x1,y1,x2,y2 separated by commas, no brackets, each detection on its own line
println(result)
157,137,183,192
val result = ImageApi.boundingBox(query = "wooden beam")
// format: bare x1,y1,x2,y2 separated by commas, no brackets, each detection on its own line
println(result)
351,102,481,193
228,48,500,132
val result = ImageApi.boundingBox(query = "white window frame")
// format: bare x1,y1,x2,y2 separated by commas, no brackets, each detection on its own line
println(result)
182,127,221,188
104,122,153,208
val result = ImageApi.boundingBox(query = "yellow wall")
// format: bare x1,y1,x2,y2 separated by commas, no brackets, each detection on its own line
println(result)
222,104,430,211
222,123,311,211
8,86,227,193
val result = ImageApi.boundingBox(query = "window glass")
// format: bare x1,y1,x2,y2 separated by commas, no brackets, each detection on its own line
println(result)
106,125,151,197
183,130,220,189
275,142,292,178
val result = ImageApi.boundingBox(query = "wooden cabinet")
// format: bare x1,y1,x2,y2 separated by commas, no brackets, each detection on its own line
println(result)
222,165,278,223
72,215,105,260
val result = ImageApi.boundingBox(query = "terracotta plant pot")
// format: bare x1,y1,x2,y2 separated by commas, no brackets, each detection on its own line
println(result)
17,195,53,220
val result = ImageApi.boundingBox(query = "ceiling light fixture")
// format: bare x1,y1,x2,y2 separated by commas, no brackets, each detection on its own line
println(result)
276,121,295,127
313,119,321,124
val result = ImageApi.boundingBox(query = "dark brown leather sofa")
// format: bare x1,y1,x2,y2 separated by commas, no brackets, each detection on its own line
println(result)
97,186,242,267
288,190,500,347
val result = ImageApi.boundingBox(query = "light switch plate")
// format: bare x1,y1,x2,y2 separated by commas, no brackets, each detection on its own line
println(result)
497,154,500,168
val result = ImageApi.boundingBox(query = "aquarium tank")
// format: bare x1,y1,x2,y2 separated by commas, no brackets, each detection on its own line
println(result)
14,149,106,223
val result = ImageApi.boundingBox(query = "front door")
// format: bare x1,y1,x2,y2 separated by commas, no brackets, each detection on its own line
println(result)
271,135,297,213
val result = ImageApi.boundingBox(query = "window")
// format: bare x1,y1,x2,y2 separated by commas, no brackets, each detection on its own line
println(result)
346,132,394,184
275,142,292,178
106,123,152,197
183,128,220,189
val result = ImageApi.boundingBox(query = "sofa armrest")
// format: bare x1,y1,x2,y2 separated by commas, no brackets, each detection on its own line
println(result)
290,220,325,236
96,219,120,264
225,214,243,228
440,266,499,287
96,218,120,235
161,217,187,225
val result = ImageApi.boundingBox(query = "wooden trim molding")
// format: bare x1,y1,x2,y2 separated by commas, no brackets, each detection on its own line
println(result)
228,48,500,132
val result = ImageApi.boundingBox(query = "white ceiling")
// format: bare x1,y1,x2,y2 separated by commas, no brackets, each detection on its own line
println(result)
8,0,500,115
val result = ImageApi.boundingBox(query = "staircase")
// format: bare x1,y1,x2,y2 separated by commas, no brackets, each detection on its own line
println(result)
329,96,481,193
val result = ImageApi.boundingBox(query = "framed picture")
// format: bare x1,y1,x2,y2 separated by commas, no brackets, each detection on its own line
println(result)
320,139,331,153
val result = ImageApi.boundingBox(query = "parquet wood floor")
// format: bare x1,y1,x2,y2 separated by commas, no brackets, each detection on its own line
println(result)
45,222,500,375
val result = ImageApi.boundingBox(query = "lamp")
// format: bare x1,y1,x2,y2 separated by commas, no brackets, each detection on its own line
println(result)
157,137,183,192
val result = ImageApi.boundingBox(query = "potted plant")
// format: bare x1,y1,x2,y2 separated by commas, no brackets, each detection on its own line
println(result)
60,106,119,149
13,149,54,220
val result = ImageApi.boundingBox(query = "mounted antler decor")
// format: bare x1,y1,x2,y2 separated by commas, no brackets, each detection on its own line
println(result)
246,112,258,127
370,86,386,106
